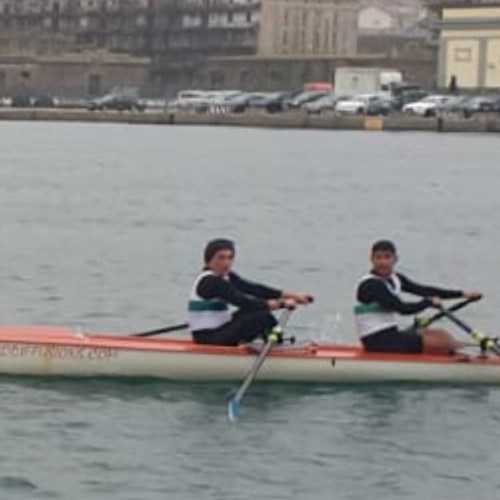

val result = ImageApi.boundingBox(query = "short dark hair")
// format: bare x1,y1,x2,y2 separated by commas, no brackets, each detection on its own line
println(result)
203,238,235,263
371,240,397,255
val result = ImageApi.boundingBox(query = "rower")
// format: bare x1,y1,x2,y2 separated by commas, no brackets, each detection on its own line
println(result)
354,240,481,354
188,238,312,346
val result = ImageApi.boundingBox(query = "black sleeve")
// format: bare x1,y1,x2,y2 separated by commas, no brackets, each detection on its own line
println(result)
228,272,282,300
197,275,269,311
358,278,431,315
398,273,463,299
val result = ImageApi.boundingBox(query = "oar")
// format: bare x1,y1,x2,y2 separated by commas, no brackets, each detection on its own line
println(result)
227,307,294,422
437,305,500,356
131,323,188,337
415,296,482,328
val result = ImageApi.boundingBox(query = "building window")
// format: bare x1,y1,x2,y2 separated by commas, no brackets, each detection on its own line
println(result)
454,48,471,63
0,39,10,52
227,11,233,23
240,69,251,86
313,31,320,53
210,70,225,88
246,11,251,23
88,74,102,96
20,39,31,51
324,18,330,52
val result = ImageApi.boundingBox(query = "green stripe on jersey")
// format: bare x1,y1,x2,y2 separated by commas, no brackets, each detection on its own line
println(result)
188,300,229,312
354,303,391,314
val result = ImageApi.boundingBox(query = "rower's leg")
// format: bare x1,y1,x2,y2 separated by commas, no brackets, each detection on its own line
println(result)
231,310,278,344
419,328,464,355
193,311,277,346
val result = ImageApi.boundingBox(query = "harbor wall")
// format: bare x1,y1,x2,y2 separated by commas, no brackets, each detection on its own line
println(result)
0,108,499,133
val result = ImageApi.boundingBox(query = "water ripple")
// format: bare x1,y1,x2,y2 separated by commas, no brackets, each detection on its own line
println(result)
0,476,37,490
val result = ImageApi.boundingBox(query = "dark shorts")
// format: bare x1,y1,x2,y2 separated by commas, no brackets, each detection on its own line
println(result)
192,310,277,346
362,327,423,354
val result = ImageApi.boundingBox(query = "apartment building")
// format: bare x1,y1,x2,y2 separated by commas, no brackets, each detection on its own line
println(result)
0,0,360,93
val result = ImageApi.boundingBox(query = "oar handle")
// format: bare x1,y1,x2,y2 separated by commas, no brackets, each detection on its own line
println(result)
279,295,314,310
416,296,481,328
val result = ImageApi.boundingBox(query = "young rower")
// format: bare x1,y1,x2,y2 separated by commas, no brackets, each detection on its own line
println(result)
188,238,311,346
354,240,481,354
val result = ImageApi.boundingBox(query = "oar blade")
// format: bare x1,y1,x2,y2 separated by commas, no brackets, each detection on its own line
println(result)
227,397,241,422
225,309,295,422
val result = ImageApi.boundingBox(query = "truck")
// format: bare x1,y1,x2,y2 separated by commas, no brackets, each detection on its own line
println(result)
333,67,403,97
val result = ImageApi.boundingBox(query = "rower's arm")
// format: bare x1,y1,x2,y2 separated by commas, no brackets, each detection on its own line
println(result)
358,279,431,315
398,273,463,299
197,275,269,310
229,272,282,300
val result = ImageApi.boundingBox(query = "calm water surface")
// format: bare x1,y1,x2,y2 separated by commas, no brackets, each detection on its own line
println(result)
1,122,500,499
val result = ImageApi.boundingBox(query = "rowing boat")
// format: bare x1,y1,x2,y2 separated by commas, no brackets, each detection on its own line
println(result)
0,325,499,383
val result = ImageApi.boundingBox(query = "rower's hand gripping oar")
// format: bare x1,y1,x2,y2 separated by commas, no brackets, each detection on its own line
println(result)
414,296,481,329
227,299,311,423
437,303,500,356
131,323,188,337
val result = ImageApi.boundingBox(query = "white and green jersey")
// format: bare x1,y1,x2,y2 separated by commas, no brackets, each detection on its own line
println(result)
188,271,232,332
354,273,402,338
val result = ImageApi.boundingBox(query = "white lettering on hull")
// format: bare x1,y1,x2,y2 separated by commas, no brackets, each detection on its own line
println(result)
0,343,119,360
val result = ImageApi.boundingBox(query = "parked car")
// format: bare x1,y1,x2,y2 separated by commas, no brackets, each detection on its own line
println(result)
288,90,328,109
366,95,394,115
140,98,168,110
402,95,452,117
247,92,290,113
88,92,145,111
10,94,57,108
304,93,341,114
168,90,241,113
168,90,210,111
461,95,500,118
0,96,12,106
391,89,428,111
11,94,33,107
33,95,57,107
204,91,242,113
57,97,88,109
335,94,391,116
221,92,260,113
436,95,469,114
